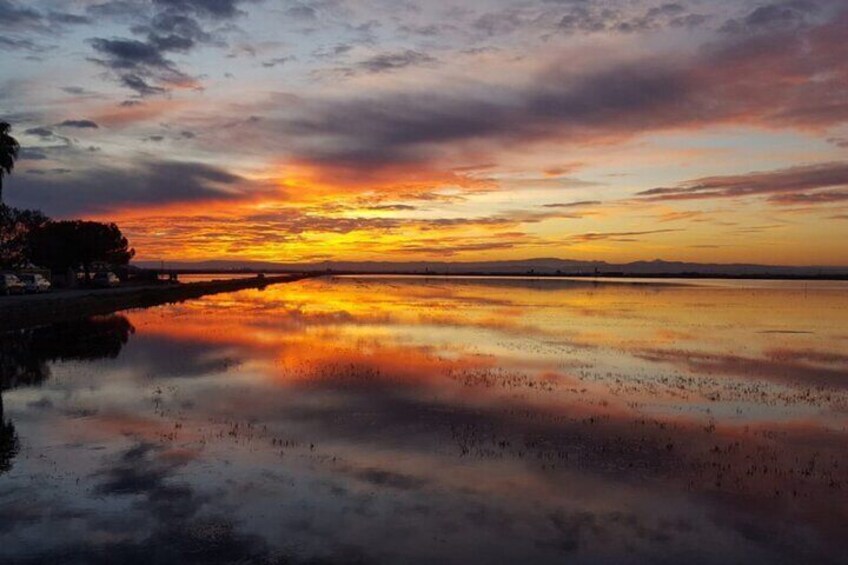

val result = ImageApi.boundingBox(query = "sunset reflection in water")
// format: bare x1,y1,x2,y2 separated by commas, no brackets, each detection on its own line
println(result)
1,277,846,564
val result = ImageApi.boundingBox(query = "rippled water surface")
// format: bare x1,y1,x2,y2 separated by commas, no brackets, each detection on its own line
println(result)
1,277,847,564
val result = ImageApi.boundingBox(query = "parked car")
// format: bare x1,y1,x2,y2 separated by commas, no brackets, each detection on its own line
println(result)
0,274,26,295
17,273,51,293
92,271,120,288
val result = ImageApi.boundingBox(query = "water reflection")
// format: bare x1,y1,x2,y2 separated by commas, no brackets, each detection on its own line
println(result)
0,315,133,476
0,278,846,564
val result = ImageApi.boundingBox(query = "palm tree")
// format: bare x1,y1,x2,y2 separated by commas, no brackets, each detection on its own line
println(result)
0,121,21,205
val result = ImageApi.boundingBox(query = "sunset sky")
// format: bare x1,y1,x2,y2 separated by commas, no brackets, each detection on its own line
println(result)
2,0,847,265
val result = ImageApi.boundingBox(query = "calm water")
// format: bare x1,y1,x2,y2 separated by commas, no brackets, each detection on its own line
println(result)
1,277,846,564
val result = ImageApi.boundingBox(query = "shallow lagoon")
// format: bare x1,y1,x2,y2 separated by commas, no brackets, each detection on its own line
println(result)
1,276,846,564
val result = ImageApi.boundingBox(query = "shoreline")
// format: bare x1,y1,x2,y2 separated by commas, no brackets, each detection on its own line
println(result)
0,274,317,332
162,269,848,281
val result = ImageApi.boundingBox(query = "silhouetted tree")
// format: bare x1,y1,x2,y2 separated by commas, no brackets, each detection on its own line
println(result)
0,205,50,269
30,220,135,280
0,121,20,205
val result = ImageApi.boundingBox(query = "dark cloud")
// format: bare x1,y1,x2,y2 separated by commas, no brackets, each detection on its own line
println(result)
273,61,692,167
558,2,708,34
7,159,247,215
0,0,42,29
152,0,250,19
473,9,527,36
312,42,353,59
638,162,848,202
568,229,681,243
353,50,437,74
0,35,52,53
255,9,848,173
134,11,215,53
58,119,99,129
262,55,296,68
88,37,194,96
23,126,54,138
47,11,92,26
367,204,417,211
120,73,167,96
90,37,172,69
0,1,90,34
18,148,48,160
86,0,251,95
26,167,72,175
285,4,317,20
85,0,149,22
646,3,686,19
543,200,601,208
827,137,848,148
60,86,95,95
768,190,848,205
720,1,821,34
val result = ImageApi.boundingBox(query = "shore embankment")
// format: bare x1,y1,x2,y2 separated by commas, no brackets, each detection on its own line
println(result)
0,274,318,332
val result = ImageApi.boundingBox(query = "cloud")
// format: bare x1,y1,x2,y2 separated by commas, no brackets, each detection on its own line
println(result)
0,1,91,34
58,119,99,129
720,1,821,34
0,35,51,53
353,50,437,74
7,159,248,216
23,127,55,138
262,55,295,68
827,137,848,148
768,190,848,205
242,8,848,177
568,229,682,243
637,162,848,202
285,4,317,20
85,0,149,22
88,37,196,95
542,200,601,209
85,0,252,96
134,11,216,53
0,0,42,29
152,0,252,19
18,148,47,160
558,2,709,34
367,204,417,211
120,73,168,95
90,37,173,69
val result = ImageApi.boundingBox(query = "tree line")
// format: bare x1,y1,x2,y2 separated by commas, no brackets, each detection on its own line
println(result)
0,122,135,278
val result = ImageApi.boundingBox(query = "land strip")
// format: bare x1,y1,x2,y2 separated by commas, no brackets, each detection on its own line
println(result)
0,274,317,332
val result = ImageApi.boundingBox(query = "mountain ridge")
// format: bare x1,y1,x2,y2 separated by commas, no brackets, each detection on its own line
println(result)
134,258,848,276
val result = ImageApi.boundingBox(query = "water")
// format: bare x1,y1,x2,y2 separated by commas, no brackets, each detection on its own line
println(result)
1,276,846,564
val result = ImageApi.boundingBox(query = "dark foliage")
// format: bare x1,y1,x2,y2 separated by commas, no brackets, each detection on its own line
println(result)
0,121,20,204
0,204,50,269
29,220,135,278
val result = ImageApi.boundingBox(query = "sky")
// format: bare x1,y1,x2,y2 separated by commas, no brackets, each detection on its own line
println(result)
1,0,847,266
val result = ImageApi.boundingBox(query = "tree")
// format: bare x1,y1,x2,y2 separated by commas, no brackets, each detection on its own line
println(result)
0,122,20,205
30,220,135,280
0,205,50,270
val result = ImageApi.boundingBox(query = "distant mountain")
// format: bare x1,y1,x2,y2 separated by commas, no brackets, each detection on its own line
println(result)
133,258,848,278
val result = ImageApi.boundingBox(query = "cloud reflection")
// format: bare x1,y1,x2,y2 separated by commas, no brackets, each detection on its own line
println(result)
1,279,847,562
